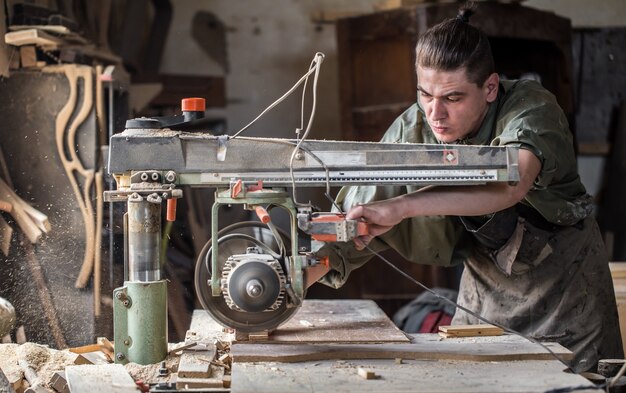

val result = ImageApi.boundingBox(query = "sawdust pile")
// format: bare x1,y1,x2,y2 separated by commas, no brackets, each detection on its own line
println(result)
0,342,77,392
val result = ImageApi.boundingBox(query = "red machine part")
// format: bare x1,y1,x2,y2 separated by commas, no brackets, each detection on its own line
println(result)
309,213,369,242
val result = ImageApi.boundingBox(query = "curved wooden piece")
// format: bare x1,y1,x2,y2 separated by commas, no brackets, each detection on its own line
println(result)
46,65,96,288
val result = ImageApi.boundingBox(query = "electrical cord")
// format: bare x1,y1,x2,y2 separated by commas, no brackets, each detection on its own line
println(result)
321,193,579,371
322,196,607,393
229,53,324,140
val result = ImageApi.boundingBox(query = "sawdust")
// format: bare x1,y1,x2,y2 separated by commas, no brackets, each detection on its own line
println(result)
124,355,178,384
0,342,77,392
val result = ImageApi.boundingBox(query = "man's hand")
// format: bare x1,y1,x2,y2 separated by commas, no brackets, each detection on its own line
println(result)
345,198,405,250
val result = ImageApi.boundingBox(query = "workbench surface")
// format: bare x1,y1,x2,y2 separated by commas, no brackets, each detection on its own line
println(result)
190,300,596,393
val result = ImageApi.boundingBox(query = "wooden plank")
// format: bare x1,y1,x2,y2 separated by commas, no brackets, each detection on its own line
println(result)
438,324,503,338
65,364,137,393
4,29,62,48
231,333,572,363
231,358,592,393
189,300,410,344
268,300,410,343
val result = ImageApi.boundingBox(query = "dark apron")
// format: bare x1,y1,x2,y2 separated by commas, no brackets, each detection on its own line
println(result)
455,208,624,372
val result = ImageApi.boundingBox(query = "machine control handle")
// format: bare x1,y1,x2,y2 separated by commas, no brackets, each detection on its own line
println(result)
254,205,271,224
307,213,369,242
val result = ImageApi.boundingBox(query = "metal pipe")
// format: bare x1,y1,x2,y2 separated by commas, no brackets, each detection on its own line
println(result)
127,195,161,281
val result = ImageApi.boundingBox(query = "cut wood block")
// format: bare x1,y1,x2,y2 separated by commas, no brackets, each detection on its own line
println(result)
178,346,216,378
438,324,503,338
65,364,137,393
49,371,69,393
97,337,114,360
223,374,231,388
19,46,37,68
357,367,376,380
73,351,110,365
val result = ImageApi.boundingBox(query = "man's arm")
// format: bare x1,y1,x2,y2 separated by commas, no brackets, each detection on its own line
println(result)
346,149,541,247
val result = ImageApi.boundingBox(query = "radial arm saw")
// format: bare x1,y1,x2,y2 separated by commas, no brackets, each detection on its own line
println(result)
104,99,519,365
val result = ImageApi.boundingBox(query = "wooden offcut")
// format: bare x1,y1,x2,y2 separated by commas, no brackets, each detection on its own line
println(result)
357,367,376,380
65,364,136,393
178,344,216,378
438,324,504,338
4,29,62,48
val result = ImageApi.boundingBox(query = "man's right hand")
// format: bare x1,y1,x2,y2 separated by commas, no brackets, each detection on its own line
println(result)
345,198,405,249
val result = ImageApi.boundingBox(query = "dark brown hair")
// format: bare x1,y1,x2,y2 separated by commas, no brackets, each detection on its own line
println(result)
415,3,495,86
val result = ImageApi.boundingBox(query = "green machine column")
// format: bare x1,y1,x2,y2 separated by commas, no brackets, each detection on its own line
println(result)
113,193,168,365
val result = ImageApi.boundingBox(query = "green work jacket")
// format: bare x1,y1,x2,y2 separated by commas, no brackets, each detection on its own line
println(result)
319,79,592,288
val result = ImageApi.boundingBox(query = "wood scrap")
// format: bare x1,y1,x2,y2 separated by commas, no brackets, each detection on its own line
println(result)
4,29,62,49
0,178,50,244
97,337,115,361
178,344,216,378
0,215,12,256
18,45,37,68
0,367,16,393
438,324,503,338
357,367,377,380
69,343,102,354
73,351,110,365
168,342,198,356
49,371,68,393
65,364,137,393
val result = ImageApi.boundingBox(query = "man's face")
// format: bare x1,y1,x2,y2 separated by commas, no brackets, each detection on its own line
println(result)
417,66,499,143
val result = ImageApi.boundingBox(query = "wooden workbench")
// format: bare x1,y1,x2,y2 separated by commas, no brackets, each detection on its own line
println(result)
190,300,596,393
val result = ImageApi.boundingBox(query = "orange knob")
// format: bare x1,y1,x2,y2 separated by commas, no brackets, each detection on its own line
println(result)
181,97,206,112
255,206,271,224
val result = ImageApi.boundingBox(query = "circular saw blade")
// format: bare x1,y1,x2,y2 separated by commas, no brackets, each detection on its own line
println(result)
194,223,299,332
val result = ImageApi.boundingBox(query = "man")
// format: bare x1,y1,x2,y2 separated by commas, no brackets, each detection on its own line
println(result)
317,5,623,372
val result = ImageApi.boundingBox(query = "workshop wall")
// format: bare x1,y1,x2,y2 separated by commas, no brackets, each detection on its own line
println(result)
159,0,380,141
158,0,626,142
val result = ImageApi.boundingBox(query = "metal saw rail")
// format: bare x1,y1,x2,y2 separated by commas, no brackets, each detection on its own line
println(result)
108,131,519,187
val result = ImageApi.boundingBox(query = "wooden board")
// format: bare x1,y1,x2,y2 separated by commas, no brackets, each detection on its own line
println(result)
65,364,137,393
231,333,572,363
438,324,503,338
268,300,409,343
4,29,62,48
190,300,410,344
231,358,594,393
